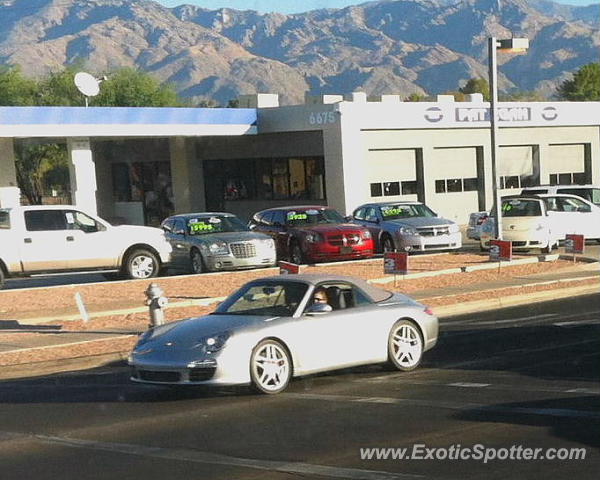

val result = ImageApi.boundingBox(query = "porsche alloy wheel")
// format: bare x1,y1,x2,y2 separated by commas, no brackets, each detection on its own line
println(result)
387,320,423,372
250,340,292,394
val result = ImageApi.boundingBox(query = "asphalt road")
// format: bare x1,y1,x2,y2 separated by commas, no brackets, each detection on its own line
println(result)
0,294,598,480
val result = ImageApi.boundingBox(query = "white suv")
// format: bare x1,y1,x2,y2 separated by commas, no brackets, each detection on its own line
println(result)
0,205,172,288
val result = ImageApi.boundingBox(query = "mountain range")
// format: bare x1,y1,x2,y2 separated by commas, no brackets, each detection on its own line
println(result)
0,0,598,105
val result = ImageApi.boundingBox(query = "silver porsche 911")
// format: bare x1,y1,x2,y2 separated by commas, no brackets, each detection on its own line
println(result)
129,274,439,394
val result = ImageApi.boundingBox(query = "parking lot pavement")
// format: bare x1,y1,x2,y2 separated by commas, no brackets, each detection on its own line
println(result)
0,294,597,480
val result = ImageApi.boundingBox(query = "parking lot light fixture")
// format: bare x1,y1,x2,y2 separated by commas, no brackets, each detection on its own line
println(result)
488,36,529,240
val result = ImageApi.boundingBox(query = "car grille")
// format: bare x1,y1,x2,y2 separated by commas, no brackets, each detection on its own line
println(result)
137,369,181,383
328,233,361,246
188,367,217,382
230,242,257,258
418,227,450,237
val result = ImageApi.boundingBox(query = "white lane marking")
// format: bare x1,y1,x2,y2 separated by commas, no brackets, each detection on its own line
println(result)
566,388,600,395
554,318,600,327
3,433,424,480
447,382,490,388
284,393,600,419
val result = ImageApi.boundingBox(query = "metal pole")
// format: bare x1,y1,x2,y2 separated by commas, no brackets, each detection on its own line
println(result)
488,37,503,240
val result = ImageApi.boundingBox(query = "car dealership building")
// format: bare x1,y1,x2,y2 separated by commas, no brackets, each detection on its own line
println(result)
1,93,599,225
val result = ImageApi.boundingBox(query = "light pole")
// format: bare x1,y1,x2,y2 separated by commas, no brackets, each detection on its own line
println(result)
488,37,529,240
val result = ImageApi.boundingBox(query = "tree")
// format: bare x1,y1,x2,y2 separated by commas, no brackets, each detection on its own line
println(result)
94,68,183,107
404,93,428,102
37,67,85,106
459,78,490,101
15,143,68,205
0,67,38,106
557,63,600,101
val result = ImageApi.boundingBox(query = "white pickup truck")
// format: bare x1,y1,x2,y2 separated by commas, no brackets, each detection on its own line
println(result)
0,205,172,288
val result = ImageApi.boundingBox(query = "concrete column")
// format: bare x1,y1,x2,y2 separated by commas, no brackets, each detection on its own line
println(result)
417,146,437,206
0,138,21,207
68,137,98,214
322,102,370,215
536,143,550,185
170,137,205,213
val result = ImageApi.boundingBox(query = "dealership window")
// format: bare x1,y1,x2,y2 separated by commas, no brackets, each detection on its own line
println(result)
435,177,478,193
549,172,586,185
370,183,383,197
371,180,416,197
383,182,400,196
401,181,418,195
111,161,174,225
205,157,325,203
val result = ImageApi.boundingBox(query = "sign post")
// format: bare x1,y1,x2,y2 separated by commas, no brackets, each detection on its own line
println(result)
565,234,585,263
384,252,409,286
489,239,512,272
279,261,300,275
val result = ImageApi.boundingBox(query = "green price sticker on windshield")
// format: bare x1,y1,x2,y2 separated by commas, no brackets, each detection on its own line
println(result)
287,212,307,221
382,207,405,217
190,222,214,232
502,203,513,212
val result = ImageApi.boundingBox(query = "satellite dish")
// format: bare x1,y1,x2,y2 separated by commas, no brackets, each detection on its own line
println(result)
74,71,101,104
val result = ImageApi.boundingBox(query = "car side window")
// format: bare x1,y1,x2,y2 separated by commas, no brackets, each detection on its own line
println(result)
272,211,286,226
354,208,365,220
24,210,68,231
174,219,186,234
365,208,378,223
316,283,373,311
65,211,101,233
0,211,10,229
261,211,274,226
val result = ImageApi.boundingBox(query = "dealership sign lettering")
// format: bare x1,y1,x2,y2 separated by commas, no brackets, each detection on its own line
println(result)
455,107,531,122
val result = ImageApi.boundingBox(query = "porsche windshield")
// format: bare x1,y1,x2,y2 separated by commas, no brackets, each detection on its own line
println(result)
285,208,345,226
214,282,309,316
188,215,248,235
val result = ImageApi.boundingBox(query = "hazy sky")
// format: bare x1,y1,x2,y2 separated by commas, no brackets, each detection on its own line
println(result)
157,0,596,14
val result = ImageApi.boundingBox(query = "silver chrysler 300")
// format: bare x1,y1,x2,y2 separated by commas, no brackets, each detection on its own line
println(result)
351,201,462,253
161,213,276,274
129,274,439,394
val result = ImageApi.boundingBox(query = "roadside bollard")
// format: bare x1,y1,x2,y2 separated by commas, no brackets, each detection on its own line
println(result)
145,283,168,328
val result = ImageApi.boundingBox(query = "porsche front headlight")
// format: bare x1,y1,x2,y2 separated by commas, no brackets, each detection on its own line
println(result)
194,332,231,353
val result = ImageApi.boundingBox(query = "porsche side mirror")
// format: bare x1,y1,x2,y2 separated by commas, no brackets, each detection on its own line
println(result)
305,303,333,315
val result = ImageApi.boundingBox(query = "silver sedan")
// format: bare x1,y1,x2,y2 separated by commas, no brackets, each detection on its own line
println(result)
129,274,439,394
162,212,276,274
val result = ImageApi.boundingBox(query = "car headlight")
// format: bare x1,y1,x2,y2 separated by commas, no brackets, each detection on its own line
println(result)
305,232,323,243
205,241,229,255
398,226,418,235
194,332,231,353
361,230,372,240
259,238,275,249
448,224,460,234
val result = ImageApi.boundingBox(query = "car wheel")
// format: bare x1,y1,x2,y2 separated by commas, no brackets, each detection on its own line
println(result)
190,249,204,274
0,268,5,290
382,235,395,253
124,249,159,280
290,242,304,265
387,320,423,372
250,339,292,394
